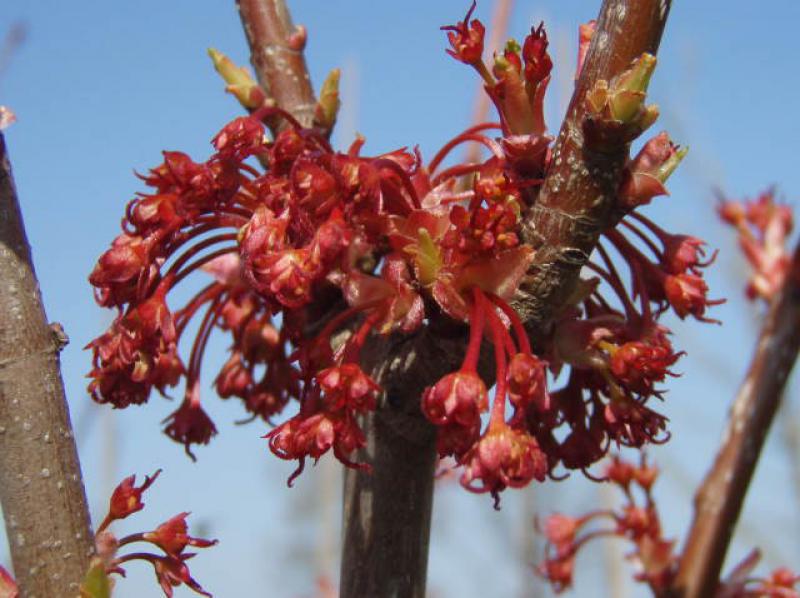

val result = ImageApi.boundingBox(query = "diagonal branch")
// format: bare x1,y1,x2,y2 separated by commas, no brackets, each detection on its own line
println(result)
0,132,94,595
670,239,800,598
236,0,316,130
514,0,671,337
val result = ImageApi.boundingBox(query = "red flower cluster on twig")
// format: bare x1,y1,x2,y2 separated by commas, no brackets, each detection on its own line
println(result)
90,471,217,597
539,455,677,593
86,4,720,504
718,188,794,302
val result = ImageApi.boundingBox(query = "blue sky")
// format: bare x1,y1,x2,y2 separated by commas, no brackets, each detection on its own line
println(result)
3,1,800,596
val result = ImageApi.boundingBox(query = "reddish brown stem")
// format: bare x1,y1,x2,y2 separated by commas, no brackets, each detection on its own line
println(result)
669,239,800,598
236,0,316,131
0,132,94,595
514,0,672,337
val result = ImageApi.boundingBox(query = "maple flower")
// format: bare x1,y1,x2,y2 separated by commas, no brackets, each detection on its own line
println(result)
422,371,488,429
441,1,485,66
719,189,794,302
103,469,162,527
162,383,218,460
540,456,678,594
143,513,219,558
460,419,548,507
91,471,216,598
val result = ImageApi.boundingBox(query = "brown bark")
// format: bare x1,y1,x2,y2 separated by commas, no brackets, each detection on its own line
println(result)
514,0,672,337
0,132,93,596
339,329,456,598
236,0,316,131
669,239,800,598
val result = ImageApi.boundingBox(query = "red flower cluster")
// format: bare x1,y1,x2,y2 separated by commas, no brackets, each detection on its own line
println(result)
719,549,800,597
719,188,794,302
86,4,719,500
93,471,217,597
539,456,677,594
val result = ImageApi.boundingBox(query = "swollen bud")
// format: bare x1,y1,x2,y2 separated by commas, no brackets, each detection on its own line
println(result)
314,68,341,133
208,47,267,110
584,53,659,147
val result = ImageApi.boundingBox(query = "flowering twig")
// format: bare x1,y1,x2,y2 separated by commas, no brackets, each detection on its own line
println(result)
514,0,672,336
670,237,800,598
0,133,94,594
236,0,316,131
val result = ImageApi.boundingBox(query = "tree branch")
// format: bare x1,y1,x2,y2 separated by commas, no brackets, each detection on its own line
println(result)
340,324,483,598
0,132,94,595
236,0,316,130
670,239,800,598
514,0,672,336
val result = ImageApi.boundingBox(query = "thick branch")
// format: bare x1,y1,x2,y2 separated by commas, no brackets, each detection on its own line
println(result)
670,239,800,598
340,326,478,598
0,132,94,595
514,0,671,336
236,0,316,130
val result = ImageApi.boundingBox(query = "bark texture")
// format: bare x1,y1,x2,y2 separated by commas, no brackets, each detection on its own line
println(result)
237,0,316,130
515,0,672,338
670,239,800,598
0,132,93,596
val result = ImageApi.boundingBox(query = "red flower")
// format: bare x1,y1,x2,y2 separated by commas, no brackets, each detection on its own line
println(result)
422,370,488,427
162,390,218,460
215,353,253,399
543,513,584,553
459,421,547,505
152,554,212,598
663,272,722,321
661,234,711,275
107,470,162,522
603,399,668,447
539,552,576,593
144,513,218,558
522,23,553,86
507,352,549,414
441,2,485,65
212,115,266,160
89,233,158,307
317,363,379,414
608,340,680,393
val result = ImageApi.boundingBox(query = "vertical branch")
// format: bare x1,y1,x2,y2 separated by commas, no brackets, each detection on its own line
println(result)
670,239,800,598
0,132,94,595
340,410,437,598
514,0,672,334
339,330,458,598
236,0,316,129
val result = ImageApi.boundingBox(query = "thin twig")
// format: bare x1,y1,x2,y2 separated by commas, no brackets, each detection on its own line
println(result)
236,0,316,131
0,132,94,595
514,0,672,338
670,238,800,598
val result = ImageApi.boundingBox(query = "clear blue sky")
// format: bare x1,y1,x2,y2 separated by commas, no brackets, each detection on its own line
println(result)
2,1,800,596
